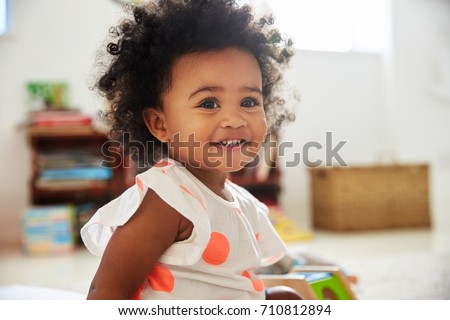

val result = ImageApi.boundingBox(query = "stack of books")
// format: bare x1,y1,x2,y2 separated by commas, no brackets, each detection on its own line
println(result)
27,110,95,135
22,205,76,254
35,151,112,191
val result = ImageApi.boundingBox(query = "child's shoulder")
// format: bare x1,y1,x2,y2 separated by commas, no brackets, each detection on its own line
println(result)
137,159,207,210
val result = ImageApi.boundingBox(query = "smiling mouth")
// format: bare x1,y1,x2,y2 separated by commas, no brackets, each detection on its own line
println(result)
211,139,247,148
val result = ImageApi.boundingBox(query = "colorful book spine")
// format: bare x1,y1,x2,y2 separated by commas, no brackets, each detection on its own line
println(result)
22,205,76,254
39,167,112,180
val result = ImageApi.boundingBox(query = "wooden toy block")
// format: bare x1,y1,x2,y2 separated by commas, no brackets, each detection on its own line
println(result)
260,265,357,300
260,274,317,300
290,265,357,300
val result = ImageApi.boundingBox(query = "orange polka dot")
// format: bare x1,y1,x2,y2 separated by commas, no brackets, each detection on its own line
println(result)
147,264,175,293
255,233,260,241
136,177,143,191
234,208,242,214
202,232,230,265
242,270,264,292
253,279,264,292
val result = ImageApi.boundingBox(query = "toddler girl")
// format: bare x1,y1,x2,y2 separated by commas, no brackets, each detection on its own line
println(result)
81,0,297,300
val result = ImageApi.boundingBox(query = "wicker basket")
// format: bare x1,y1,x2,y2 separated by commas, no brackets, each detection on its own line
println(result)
309,164,430,231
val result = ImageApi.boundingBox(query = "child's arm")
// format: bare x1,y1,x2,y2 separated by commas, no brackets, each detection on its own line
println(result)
87,189,193,299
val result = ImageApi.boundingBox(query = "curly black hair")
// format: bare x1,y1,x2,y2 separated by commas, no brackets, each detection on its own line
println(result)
94,0,295,167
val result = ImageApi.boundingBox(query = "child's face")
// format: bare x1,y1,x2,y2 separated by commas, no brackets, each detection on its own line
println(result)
157,47,267,173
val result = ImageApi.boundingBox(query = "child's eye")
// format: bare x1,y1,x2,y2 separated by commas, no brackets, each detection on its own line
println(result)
199,98,219,110
241,98,259,108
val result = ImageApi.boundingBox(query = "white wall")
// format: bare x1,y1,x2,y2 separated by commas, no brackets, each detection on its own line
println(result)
279,0,450,231
0,0,449,246
279,51,385,229
389,0,450,232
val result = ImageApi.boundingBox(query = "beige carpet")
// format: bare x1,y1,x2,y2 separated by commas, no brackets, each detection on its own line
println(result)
341,251,450,300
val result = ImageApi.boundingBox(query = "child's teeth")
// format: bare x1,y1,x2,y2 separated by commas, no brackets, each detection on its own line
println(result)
220,139,240,146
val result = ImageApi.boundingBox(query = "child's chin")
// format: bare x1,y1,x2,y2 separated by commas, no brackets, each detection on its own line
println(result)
208,158,254,173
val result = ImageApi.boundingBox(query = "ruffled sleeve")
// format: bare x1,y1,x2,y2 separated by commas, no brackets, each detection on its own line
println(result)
80,160,211,266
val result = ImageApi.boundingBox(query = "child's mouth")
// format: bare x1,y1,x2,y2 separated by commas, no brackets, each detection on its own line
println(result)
210,139,247,149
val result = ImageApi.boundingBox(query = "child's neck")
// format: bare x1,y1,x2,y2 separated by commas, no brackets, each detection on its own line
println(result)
184,164,232,202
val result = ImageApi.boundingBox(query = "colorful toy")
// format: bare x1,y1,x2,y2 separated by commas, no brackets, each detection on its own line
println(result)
261,266,357,300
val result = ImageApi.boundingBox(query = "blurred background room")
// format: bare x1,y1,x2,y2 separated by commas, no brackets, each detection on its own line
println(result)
0,0,449,299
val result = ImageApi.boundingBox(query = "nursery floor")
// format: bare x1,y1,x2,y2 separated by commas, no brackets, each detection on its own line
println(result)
1,228,449,299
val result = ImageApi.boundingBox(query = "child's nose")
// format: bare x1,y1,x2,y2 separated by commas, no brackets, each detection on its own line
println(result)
219,109,248,129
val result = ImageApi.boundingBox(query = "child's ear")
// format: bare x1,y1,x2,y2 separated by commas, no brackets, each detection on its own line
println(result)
143,108,169,142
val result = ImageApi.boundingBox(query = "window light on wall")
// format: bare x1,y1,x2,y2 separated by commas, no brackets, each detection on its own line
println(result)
0,0,10,36
249,0,390,53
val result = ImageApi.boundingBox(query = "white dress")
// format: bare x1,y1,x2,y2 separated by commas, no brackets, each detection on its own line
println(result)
81,159,286,299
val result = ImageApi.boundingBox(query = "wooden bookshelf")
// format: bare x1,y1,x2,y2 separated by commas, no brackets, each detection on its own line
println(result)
26,125,135,247
27,126,134,205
